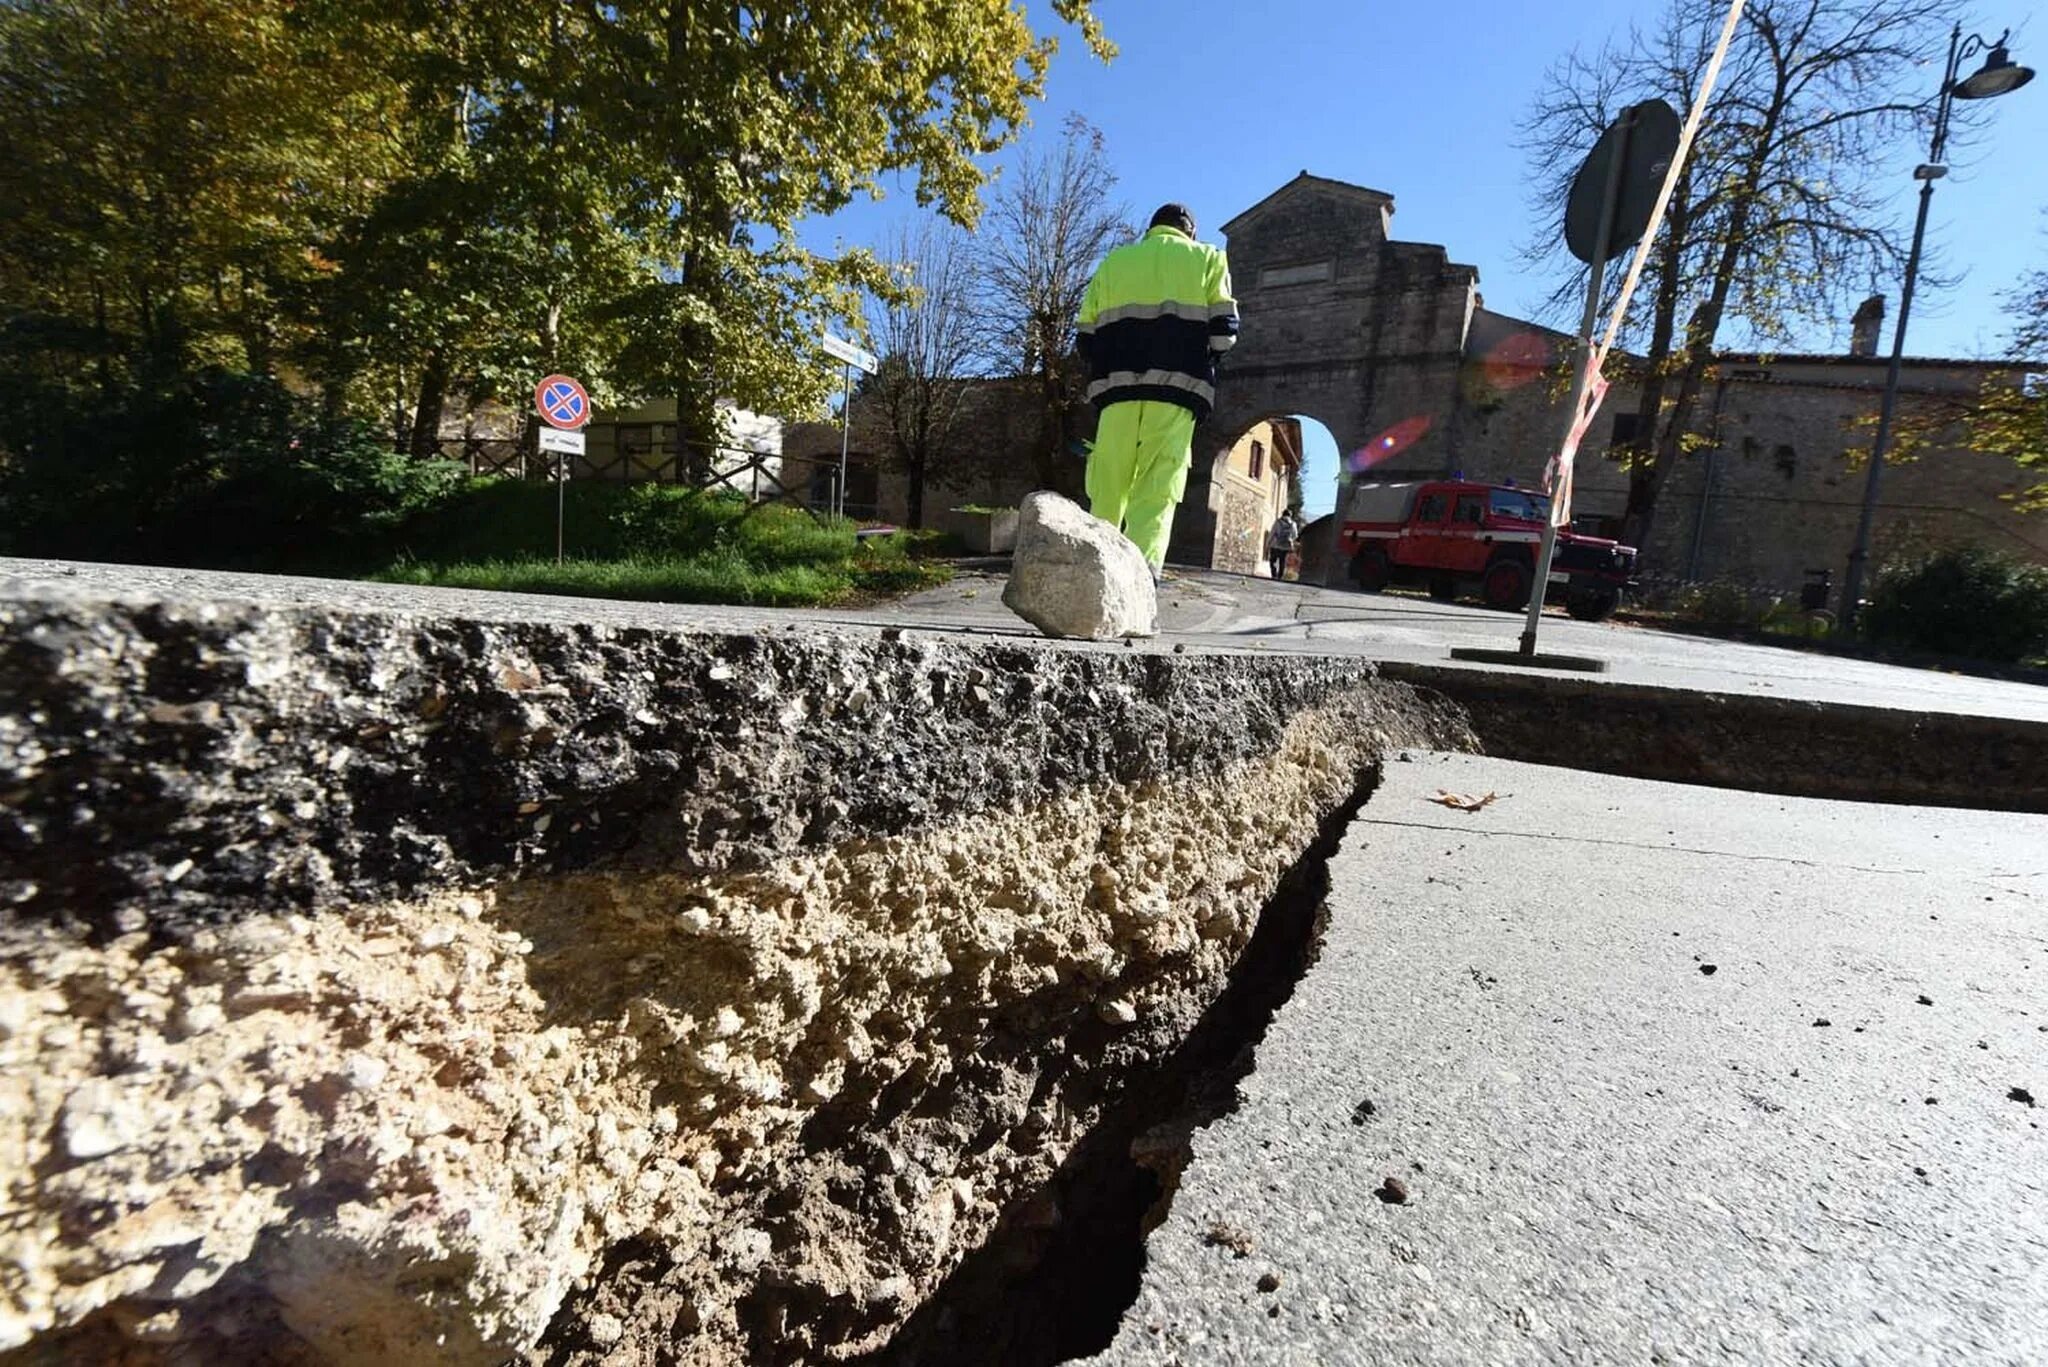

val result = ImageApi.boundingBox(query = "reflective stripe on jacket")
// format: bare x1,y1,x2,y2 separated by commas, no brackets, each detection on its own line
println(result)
1076,225,1238,420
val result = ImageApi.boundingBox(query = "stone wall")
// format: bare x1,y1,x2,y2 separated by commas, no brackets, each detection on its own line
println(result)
1644,359,2048,594
0,570,1467,1365
1208,477,1269,576
781,382,1091,528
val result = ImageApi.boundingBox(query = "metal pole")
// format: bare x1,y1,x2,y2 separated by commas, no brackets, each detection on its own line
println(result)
555,443,566,564
1840,184,1935,629
836,361,854,521
1522,112,1629,655
1842,26,1962,632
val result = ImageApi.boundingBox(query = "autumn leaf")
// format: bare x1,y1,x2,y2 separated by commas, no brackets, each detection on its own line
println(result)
1429,790,1506,812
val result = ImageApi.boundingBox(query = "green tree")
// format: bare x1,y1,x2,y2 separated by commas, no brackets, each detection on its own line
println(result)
1967,258,2048,511
0,0,392,384
568,0,1114,455
308,0,646,456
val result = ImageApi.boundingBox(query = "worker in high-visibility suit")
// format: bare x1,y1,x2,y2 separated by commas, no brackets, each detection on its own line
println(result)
1076,203,1239,576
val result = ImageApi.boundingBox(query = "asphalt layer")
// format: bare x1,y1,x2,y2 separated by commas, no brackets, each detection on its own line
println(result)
835,568,2048,723
7,558,2044,724
1090,753,2048,1366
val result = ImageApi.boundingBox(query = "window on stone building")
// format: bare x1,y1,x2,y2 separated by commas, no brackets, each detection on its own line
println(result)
1774,444,1797,479
1250,440,1266,481
1606,411,1645,460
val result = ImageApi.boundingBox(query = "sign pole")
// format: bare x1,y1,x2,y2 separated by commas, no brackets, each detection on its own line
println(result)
532,374,592,564
1521,113,1629,657
835,360,854,521
817,331,876,520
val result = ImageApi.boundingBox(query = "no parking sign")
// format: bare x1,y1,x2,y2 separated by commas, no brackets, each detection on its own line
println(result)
534,374,591,430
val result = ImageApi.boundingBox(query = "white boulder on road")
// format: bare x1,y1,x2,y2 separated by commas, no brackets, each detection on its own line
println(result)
1001,493,1158,640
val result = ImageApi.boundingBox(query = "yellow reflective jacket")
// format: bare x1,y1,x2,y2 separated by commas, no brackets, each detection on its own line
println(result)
1076,225,1239,420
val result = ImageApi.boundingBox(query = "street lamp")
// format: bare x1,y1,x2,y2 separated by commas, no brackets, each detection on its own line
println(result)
1840,26,2034,631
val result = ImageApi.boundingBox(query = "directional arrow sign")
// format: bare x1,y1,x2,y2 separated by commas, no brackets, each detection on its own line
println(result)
820,331,878,374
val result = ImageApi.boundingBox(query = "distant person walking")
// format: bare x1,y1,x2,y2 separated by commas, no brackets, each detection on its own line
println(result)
1077,203,1239,579
1266,509,1299,580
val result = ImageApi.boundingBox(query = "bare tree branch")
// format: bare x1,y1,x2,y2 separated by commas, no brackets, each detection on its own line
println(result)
971,114,1130,489
864,218,981,527
1516,0,1958,561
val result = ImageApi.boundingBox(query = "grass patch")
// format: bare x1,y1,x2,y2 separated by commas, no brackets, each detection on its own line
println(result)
378,554,844,606
374,480,952,607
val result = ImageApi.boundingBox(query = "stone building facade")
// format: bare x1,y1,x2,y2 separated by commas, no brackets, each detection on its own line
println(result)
1625,356,2046,590
1172,172,2045,601
768,171,2040,598
1208,418,1301,575
1173,175,1482,566
580,399,783,491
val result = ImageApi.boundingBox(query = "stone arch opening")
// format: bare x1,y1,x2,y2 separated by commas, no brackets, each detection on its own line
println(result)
1203,414,1301,577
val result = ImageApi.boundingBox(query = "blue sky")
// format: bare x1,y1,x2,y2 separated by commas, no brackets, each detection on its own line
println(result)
801,1,2047,514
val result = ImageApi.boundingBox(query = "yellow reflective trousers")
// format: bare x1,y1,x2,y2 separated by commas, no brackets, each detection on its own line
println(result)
1086,399,1197,569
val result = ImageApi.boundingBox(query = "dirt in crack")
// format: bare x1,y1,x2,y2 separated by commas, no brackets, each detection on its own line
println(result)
852,765,1378,1367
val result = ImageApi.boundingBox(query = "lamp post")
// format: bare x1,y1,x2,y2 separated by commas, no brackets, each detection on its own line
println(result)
1840,26,2033,631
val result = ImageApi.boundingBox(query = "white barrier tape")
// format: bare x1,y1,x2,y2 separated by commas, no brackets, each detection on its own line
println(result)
1550,0,1748,528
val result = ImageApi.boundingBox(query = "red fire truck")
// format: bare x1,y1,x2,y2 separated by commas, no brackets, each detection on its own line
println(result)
1337,480,1637,621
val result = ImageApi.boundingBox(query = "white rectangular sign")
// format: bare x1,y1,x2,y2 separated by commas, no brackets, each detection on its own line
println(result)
538,426,586,456
820,331,879,374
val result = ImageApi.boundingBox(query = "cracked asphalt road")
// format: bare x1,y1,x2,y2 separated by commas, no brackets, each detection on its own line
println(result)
10,558,2043,723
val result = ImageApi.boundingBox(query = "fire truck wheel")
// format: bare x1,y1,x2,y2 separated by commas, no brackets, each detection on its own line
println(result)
1350,547,1391,592
1565,587,1620,621
1481,557,1531,610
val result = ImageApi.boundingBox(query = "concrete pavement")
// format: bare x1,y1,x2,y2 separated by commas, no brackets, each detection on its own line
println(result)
832,567,2048,725
1092,753,2048,1366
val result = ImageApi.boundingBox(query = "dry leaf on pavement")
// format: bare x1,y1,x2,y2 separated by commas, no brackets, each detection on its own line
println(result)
1429,790,1505,812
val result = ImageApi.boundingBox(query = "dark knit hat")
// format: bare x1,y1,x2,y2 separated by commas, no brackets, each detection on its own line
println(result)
1148,203,1196,236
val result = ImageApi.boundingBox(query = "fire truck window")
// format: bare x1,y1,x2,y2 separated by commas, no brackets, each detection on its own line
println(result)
1454,495,1484,525
1416,493,1448,523
1489,489,1542,521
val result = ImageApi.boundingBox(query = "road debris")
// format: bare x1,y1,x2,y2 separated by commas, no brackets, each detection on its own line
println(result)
1205,1222,1257,1258
1375,1176,1410,1205
1429,790,1505,812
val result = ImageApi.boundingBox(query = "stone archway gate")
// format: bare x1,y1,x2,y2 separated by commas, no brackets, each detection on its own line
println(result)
1168,173,1491,570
